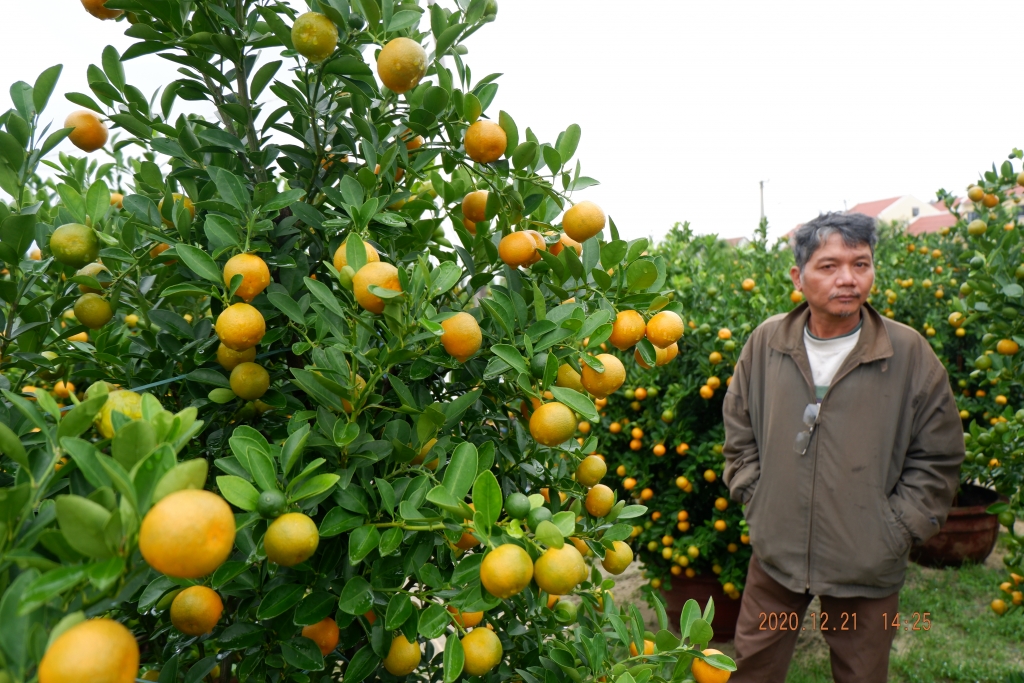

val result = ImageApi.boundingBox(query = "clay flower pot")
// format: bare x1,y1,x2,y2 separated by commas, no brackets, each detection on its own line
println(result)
910,483,1004,568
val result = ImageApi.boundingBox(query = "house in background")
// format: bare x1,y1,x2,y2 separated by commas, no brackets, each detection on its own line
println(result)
783,193,957,241
845,195,957,235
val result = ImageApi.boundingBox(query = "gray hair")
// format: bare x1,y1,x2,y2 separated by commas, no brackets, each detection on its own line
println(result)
790,212,878,271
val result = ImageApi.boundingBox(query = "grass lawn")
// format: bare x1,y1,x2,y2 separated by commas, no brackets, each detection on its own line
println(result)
785,532,1024,683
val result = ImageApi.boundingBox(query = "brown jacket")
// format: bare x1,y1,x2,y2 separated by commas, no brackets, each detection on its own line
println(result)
722,302,964,598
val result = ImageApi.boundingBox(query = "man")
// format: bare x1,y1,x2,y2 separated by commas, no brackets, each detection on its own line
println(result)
722,212,965,683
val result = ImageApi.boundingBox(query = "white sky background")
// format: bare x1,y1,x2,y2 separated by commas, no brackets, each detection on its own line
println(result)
1,0,1022,243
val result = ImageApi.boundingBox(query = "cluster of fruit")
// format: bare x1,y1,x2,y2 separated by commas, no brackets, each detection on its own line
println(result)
0,2,751,683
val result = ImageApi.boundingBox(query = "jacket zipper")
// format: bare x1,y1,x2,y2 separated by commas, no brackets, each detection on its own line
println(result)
805,410,819,592
802,352,862,592
798,310,885,592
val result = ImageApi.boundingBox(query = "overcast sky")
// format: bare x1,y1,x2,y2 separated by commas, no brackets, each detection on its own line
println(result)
2,0,1022,243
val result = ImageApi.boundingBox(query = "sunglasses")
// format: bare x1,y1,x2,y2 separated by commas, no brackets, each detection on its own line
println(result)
794,403,820,455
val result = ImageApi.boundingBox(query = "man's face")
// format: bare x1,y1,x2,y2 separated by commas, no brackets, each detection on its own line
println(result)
789,232,874,319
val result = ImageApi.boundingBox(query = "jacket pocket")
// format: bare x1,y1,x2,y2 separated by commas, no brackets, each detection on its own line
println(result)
882,502,912,557
743,479,760,513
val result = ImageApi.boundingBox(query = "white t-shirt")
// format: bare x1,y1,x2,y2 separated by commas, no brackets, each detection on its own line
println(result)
803,318,862,402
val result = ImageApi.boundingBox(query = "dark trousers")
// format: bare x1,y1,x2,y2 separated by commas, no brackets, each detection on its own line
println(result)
731,554,900,683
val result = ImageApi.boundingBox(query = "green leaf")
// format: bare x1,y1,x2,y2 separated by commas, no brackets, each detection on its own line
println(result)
268,292,305,325
702,652,737,673
626,259,659,292
102,45,125,91
498,111,519,157
282,637,325,671
490,344,529,376
85,178,110,223
442,388,481,430
442,442,477,500
679,599,701,639
0,131,25,170
378,526,403,556
209,563,247,591
57,393,107,440
19,566,86,615
320,507,363,538
549,386,599,423
346,236,368,272
55,495,113,559
430,261,463,296
333,422,360,448
385,593,413,630
250,60,281,100
443,631,465,683
616,505,648,520
345,646,380,683
289,473,340,503
304,277,348,319
688,617,713,647
65,91,103,113
41,127,72,155
184,656,219,683
208,388,236,404
280,424,310,476
9,82,34,120
552,511,576,537
3,390,46,432
542,145,562,173
534,520,564,548
33,388,61,423
290,369,345,413
0,421,29,470
349,525,381,564
425,485,466,518
512,141,538,170
85,556,124,593
33,64,63,113
422,85,450,115
131,444,176,513
1,214,35,261
216,475,259,511
207,166,250,211
97,455,139,512
625,238,649,264
262,188,304,212
703,595,715,624
256,583,305,620
230,430,277,492
111,419,156,471
602,523,633,542
256,6,295,50
0,570,40,674
338,576,374,615
138,577,176,612
654,629,680,653
419,603,449,639
60,438,112,488
175,244,223,283
557,124,581,162
153,459,208,502
471,470,502,529
435,23,466,58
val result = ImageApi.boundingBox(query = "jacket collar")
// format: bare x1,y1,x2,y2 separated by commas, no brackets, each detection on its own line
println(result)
768,300,894,365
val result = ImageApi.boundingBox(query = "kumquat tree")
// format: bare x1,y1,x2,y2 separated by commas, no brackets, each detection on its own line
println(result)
0,1,739,682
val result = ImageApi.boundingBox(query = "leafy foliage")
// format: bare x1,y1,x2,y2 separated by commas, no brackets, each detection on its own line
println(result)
0,1,737,682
